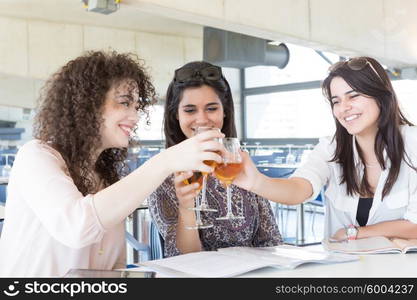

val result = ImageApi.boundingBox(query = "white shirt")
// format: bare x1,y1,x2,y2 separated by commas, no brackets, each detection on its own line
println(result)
0,140,126,277
292,125,417,238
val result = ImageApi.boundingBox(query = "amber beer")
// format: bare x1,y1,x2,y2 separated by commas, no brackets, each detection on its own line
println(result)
202,150,221,173
203,160,217,168
183,171,203,191
214,162,243,185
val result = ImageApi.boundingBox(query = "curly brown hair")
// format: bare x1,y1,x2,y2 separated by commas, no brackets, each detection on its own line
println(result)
34,51,156,195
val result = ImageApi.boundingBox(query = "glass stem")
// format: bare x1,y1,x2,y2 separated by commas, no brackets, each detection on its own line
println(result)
195,194,202,225
200,174,208,208
226,184,232,215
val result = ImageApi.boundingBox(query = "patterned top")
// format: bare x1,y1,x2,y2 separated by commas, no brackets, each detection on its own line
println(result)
148,175,282,257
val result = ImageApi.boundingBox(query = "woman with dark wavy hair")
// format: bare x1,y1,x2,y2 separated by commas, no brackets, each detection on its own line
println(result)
148,61,281,257
234,56,417,242
0,52,224,277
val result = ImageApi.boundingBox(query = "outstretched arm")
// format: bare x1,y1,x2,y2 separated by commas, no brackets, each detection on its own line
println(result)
332,220,417,240
233,151,313,205
94,130,224,229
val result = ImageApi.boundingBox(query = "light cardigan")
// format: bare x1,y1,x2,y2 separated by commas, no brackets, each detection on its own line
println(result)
0,140,126,277
292,125,417,238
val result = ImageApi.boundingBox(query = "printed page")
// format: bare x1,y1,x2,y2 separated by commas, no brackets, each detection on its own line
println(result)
323,236,401,254
218,245,357,267
390,238,417,253
141,251,272,277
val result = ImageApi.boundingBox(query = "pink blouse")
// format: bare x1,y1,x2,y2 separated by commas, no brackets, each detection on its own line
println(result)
0,140,126,277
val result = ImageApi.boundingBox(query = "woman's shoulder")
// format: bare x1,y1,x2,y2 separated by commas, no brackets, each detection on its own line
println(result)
401,125,417,161
17,139,64,164
312,135,336,155
318,135,335,146
401,125,417,141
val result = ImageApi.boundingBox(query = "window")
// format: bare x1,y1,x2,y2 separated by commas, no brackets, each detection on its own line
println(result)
245,44,339,88
135,104,164,141
245,88,335,139
392,79,417,123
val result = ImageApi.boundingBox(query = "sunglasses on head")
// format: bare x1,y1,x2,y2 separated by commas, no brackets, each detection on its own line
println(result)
174,65,223,84
329,57,383,82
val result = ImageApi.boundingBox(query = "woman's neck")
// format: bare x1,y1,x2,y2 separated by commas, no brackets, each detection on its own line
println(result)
355,131,378,165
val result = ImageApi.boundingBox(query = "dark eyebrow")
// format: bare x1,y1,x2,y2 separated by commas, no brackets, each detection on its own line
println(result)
117,94,133,100
181,104,196,108
206,102,220,106
330,90,356,100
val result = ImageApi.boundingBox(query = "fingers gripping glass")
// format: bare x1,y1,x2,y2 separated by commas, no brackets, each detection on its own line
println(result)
174,65,222,84
189,126,219,213
184,126,220,230
215,138,245,220
329,58,383,82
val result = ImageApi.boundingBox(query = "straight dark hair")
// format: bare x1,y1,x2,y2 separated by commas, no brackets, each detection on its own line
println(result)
322,57,414,199
163,61,237,148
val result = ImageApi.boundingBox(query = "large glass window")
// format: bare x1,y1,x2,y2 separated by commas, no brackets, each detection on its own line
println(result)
135,104,164,141
392,79,417,123
245,44,339,88
246,88,335,139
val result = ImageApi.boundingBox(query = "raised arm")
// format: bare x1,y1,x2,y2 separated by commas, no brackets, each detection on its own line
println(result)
94,129,225,229
233,151,313,205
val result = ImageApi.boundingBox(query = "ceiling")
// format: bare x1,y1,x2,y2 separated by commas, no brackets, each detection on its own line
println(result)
0,0,203,38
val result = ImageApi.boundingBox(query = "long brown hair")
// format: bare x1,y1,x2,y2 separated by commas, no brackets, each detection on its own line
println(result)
322,57,414,198
163,61,236,148
34,51,156,195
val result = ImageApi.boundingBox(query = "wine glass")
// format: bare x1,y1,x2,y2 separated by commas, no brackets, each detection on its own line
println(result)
285,144,296,165
254,141,261,155
183,171,213,229
242,141,248,151
215,138,244,220
189,126,218,212
1,154,12,178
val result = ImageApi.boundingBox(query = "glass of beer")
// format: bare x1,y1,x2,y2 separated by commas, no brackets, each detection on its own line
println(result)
214,137,244,220
188,126,219,212
183,126,220,230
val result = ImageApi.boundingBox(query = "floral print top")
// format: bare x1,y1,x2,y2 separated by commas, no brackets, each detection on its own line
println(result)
147,175,282,257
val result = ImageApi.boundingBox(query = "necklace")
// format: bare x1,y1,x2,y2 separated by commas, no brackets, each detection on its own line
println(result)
365,162,379,168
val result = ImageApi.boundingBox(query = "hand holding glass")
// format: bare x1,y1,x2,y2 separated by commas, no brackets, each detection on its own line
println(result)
183,126,220,229
189,126,219,212
215,138,244,220
183,171,212,229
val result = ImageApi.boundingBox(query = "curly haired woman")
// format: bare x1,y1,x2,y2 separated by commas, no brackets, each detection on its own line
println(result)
0,51,224,277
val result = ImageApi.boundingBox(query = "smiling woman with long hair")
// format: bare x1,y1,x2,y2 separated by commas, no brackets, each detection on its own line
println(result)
234,56,417,242
0,51,224,277
147,61,281,257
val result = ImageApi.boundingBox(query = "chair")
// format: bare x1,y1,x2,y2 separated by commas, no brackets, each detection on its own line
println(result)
125,230,151,262
257,166,295,178
305,189,325,237
251,154,274,165
256,166,297,239
0,185,6,204
149,221,164,260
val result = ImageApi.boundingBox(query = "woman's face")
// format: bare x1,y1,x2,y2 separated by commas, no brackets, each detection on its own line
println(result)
330,76,380,138
100,79,140,149
177,84,224,138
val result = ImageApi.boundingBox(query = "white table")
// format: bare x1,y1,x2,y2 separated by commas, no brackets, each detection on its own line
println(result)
238,245,417,278
128,245,417,278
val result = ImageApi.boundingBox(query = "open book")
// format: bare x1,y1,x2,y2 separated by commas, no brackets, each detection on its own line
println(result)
322,236,417,254
140,244,358,277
